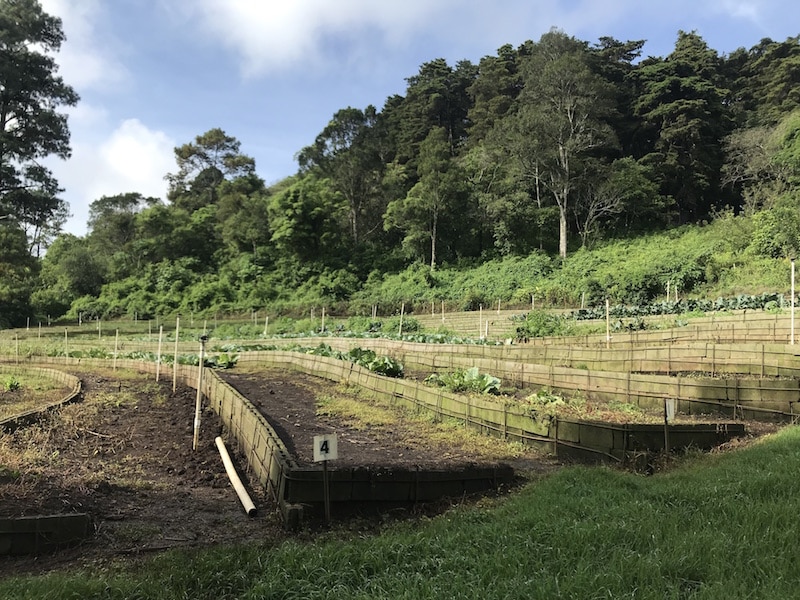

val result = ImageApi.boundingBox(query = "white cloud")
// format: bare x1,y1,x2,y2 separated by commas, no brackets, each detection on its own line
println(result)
50,119,175,235
39,0,127,91
186,0,460,76
97,120,175,198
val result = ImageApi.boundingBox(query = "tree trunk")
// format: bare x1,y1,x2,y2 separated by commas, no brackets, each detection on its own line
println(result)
430,208,438,271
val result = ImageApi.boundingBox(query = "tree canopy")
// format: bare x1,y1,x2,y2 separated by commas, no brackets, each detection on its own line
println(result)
4,15,799,325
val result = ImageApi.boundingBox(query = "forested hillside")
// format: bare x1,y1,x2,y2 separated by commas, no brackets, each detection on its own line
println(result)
2,0,800,326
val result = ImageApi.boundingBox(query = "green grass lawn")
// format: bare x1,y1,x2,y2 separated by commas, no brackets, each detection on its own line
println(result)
2,426,798,599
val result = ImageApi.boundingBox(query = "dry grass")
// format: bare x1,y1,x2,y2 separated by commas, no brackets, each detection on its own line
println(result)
0,370,70,420
316,384,534,462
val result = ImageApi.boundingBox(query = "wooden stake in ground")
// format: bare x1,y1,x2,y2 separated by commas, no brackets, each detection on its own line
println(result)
114,329,119,371
156,325,164,382
173,317,180,392
193,335,208,451
789,259,794,345
398,303,405,336
606,298,611,349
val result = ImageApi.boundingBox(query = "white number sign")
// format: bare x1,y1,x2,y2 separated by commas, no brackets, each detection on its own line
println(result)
313,434,338,462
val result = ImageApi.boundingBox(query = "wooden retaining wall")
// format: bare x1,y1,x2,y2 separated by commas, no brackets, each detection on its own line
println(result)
237,352,745,460
10,356,746,526
16,358,515,526
0,366,82,430
0,365,86,555
279,339,800,420
288,337,800,378
0,514,91,556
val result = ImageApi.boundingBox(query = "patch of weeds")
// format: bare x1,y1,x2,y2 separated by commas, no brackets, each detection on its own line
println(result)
3,376,20,392
0,465,21,481
138,382,169,407
112,522,162,543
96,391,138,409
607,400,644,416
316,394,397,430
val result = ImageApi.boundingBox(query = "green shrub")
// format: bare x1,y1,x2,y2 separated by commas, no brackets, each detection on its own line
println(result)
425,367,501,395
384,315,421,335
514,311,573,341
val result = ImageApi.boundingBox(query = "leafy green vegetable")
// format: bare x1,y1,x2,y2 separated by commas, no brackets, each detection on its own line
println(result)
425,367,501,394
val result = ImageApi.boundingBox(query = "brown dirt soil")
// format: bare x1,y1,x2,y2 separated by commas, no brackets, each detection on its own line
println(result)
217,369,554,472
0,368,284,576
0,366,554,576
0,364,779,577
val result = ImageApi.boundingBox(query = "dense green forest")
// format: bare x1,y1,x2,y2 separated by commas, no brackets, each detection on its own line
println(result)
1,1,800,327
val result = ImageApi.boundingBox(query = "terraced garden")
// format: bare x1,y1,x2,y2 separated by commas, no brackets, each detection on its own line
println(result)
0,307,796,579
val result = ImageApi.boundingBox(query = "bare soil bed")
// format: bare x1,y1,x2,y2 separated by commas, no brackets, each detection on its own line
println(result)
0,365,554,576
0,368,283,576
217,369,553,472
0,363,777,577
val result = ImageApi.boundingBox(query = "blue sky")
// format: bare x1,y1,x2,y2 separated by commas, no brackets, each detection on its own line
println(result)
39,0,800,236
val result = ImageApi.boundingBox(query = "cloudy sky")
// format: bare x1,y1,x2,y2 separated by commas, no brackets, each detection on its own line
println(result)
38,0,799,236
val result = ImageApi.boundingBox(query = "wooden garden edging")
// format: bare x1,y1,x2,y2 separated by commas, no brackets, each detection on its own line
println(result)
0,365,87,555
0,365,82,431
19,357,512,527
236,352,745,460
0,513,91,556
13,355,745,527
282,338,800,421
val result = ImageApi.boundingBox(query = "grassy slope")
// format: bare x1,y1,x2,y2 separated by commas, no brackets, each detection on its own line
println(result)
353,213,791,312
3,426,799,599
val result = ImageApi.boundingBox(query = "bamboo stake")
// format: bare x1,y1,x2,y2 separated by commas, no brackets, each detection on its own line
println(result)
114,329,119,371
606,298,611,349
263,315,269,337
789,259,794,345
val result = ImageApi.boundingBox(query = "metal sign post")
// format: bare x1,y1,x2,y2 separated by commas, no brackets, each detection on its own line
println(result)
313,434,338,524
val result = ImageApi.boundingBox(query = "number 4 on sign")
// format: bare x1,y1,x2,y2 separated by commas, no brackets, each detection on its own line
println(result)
314,434,338,462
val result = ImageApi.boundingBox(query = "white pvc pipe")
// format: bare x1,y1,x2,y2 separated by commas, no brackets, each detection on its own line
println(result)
215,436,257,517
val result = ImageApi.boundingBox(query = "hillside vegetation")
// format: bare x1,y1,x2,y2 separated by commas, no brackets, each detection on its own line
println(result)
2,4,799,326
